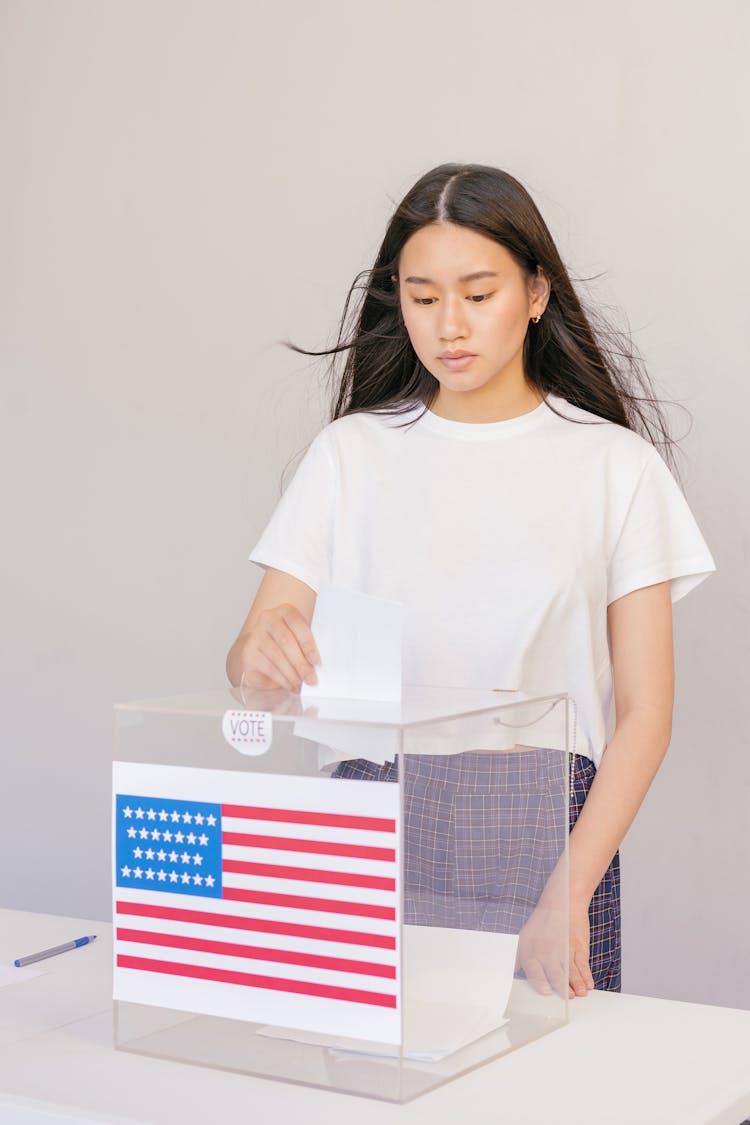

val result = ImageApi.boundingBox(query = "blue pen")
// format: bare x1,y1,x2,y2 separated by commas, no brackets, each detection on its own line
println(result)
14,935,97,968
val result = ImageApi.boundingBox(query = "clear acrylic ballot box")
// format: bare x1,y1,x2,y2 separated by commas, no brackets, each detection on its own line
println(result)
112,685,572,1103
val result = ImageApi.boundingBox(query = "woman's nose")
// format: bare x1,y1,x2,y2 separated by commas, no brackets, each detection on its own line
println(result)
438,293,469,340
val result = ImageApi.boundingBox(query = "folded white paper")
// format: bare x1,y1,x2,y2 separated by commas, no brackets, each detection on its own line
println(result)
301,583,403,703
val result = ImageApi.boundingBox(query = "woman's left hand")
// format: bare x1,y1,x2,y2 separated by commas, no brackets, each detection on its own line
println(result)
514,897,597,999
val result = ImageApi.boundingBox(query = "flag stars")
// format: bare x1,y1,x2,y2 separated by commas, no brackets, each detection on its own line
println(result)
158,809,168,822
205,875,215,888
145,848,155,861
170,811,181,823
146,809,157,821
192,854,202,866
121,865,131,878
174,831,185,844
181,852,191,864
194,813,204,825
168,851,178,863
198,834,208,847
135,807,145,820
169,871,179,883
122,806,133,819
157,869,167,882
133,847,143,859
150,829,161,840
145,868,155,880
186,832,196,845
126,827,137,839
193,874,203,886
157,849,166,862
162,829,173,842
181,872,191,884
139,828,149,840
182,812,193,824
206,814,217,827
133,866,143,879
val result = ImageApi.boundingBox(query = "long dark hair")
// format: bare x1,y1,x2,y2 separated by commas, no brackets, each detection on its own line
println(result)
281,162,686,478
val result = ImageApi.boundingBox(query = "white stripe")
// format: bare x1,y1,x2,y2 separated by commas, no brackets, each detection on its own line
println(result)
114,912,397,968
222,842,396,879
116,937,397,996
222,817,395,850
221,870,397,909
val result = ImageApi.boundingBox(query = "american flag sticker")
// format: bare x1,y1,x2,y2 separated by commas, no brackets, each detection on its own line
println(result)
112,761,401,1044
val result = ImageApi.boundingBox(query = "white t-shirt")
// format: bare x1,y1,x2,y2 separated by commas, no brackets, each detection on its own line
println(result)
249,392,716,768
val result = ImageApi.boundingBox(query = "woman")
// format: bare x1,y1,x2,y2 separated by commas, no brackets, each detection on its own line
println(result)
226,163,716,999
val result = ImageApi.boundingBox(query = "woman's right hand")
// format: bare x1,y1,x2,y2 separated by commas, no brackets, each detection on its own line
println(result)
226,568,320,691
235,603,320,693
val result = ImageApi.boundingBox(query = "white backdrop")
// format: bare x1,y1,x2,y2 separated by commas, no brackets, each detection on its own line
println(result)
1,0,747,1010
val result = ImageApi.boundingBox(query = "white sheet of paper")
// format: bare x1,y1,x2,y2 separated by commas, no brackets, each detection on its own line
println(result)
301,582,402,703
0,963,47,987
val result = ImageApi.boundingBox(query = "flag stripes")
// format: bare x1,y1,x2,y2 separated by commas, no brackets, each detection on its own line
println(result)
221,803,395,833
115,900,397,950
117,954,398,1007
221,831,395,862
221,885,397,919
222,858,396,891
115,927,397,978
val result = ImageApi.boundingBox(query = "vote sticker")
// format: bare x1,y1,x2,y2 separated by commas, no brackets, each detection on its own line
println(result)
222,710,272,756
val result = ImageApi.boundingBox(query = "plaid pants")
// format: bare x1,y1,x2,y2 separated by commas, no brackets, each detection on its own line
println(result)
331,749,622,992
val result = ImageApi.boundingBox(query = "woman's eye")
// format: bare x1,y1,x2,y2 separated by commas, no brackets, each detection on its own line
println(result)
412,294,492,306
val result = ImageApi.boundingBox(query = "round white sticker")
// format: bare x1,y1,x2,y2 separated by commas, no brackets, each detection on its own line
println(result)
221,710,273,756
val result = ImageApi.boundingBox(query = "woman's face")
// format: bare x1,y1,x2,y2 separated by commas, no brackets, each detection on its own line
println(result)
396,222,548,413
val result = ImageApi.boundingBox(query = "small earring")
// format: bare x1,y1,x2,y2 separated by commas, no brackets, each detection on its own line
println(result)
531,314,541,324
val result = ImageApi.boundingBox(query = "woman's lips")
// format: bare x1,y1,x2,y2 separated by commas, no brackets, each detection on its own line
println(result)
440,354,476,371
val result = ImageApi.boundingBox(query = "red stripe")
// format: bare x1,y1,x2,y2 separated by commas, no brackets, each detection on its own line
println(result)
222,859,396,892
117,954,397,1008
222,831,395,862
222,886,396,920
222,804,395,833
116,927,396,979
115,901,396,949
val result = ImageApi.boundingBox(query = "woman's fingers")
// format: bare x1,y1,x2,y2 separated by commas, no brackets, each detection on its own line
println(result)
282,605,321,675
522,957,551,995
263,608,319,689
572,948,596,993
244,647,296,692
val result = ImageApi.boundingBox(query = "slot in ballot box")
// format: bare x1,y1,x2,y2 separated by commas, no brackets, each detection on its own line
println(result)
112,685,572,1103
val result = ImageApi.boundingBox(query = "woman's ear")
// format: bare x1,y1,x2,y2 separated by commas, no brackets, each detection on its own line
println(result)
529,264,551,316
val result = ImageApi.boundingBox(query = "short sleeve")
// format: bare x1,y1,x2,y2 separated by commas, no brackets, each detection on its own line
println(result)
248,428,336,593
606,447,717,606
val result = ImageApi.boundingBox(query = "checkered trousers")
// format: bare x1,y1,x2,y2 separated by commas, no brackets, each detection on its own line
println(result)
330,749,622,992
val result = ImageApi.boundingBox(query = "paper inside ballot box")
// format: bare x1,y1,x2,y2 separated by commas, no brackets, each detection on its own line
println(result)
258,924,518,1062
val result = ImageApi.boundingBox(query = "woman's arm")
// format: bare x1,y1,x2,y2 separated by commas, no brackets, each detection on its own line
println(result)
518,579,675,997
567,578,674,903
226,568,319,689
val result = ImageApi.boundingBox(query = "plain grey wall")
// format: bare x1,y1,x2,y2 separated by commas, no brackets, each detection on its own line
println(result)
1,0,747,1010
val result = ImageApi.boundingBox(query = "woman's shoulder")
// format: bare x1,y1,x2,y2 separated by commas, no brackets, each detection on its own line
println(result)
317,404,424,445
544,392,659,470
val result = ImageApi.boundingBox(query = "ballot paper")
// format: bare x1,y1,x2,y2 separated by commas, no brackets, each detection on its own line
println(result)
257,924,517,1062
301,583,403,703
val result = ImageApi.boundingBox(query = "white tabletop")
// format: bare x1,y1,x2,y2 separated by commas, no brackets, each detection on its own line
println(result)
1,909,748,1125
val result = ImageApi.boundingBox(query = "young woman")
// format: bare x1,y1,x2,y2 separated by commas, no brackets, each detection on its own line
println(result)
226,163,716,1000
